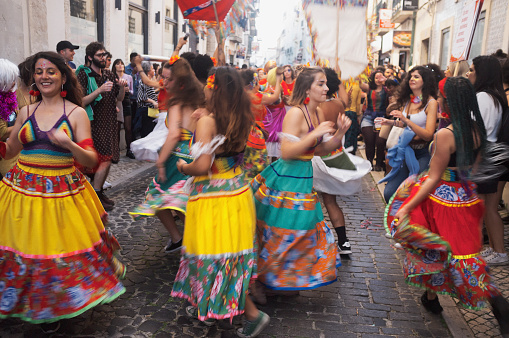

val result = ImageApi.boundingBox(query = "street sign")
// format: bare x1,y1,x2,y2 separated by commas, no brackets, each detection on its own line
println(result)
402,0,418,11
449,0,484,62
379,9,395,29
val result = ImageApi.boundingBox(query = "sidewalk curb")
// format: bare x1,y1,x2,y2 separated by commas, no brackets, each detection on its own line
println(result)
109,161,155,193
358,147,475,338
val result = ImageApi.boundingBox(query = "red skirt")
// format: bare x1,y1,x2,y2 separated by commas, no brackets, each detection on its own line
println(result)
385,171,500,310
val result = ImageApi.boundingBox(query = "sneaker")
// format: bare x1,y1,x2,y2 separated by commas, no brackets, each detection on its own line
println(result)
480,246,494,258
485,252,509,266
421,291,443,314
393,243,403,249
384,232,394,239
186,306,215,326
126,149,136,159
164,239,182,253
338,241,352,255
237,311,270,338
103,181,112,190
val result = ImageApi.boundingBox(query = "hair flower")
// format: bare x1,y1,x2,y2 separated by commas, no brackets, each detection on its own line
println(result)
211,57,217,67
169,55,180,65
206,74,215,89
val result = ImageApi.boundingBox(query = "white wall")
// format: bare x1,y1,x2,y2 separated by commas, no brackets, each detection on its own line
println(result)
46,0,66,53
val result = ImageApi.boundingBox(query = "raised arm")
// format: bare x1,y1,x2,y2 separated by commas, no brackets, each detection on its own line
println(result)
133,56,161,88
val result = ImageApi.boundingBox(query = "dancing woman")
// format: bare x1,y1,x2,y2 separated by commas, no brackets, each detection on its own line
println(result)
386,77,509,336
379,66,438,202
130,59,204,253
171,67,270,337
0,52,125,329
252,67,350,292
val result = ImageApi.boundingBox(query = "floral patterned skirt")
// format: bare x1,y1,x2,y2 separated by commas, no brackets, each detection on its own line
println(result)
251,159,339,290
243,125,268,183
385,171,500,310
129,148,192,219
171,167,256,320
0,163,125,323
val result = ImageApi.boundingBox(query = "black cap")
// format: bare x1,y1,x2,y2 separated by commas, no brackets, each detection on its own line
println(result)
57,40,79,52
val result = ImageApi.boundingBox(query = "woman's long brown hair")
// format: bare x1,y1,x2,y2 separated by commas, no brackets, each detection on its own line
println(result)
209,67,253,153
166,58,205,110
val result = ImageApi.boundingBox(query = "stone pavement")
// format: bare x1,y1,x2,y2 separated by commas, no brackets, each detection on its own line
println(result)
0,154,454,337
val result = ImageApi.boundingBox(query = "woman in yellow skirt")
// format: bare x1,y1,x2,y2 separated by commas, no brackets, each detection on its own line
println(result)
171,68,270,337
0,52,125,331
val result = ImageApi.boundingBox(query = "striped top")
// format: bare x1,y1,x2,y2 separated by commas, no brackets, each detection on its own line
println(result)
367,87,389,113
18,102,75,169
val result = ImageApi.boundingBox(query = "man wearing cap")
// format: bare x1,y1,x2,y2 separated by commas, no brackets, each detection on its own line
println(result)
57,40,79,69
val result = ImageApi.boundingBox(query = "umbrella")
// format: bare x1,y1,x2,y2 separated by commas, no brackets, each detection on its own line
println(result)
176,0,236,22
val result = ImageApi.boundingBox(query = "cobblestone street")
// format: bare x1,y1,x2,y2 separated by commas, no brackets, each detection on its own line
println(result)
0,155,507,337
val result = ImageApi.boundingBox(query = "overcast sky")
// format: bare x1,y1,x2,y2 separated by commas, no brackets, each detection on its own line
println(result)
256,0,300,52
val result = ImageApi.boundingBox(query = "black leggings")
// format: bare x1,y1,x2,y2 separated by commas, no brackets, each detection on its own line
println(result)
361,126,386,167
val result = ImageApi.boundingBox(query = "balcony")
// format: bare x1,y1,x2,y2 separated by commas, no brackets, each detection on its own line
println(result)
392,0,415,24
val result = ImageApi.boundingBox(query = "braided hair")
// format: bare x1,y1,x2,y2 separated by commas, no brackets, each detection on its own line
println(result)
442,77,487,174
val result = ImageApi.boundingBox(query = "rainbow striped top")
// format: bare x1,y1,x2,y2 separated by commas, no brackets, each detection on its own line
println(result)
18,105,74,170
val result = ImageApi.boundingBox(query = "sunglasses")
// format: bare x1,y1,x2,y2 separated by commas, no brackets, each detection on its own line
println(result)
94,52,108,58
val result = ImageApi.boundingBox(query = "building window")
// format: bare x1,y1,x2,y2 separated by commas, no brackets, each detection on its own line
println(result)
129,1,148,55
164,0,178,56
69,0,103,66
468,10,485,61
439,27,450,71
420,38,429,65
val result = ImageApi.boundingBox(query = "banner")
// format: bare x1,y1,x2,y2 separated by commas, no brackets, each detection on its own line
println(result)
303,0,369,79
449,0,484,62
379,9,395,29
393,31,411,48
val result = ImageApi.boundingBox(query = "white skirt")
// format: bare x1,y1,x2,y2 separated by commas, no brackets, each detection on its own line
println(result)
130,112,168,162
312,152,371,196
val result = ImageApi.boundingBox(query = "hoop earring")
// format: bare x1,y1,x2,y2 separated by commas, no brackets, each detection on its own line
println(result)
29,83,40,97
60,84,67,98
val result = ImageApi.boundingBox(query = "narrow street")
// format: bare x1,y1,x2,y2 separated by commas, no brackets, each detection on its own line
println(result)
0,156,458,337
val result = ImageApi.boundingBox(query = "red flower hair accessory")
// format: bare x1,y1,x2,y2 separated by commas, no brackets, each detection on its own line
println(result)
438,77,448,99
211,57,217,67
206,74,215,89
169,55,180,65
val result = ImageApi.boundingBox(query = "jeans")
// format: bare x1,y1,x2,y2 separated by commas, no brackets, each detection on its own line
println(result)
383,147,431,203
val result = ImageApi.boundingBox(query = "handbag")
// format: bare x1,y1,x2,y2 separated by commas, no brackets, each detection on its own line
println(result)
386,120,404,149
379,124,392,139
147,107,159,118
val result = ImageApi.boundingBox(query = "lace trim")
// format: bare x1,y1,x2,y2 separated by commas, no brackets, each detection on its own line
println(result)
278,132,300,142
189,135,226,159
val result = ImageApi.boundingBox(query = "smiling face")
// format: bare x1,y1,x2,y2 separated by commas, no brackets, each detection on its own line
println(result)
374,72,387,87
408,70,424,93
307,72,328,103
33,58,65,96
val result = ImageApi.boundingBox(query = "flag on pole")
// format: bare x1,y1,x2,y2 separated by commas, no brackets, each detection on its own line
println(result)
176,0,236,22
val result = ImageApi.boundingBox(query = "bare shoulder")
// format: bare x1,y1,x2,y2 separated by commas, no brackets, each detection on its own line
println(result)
285,106,305,121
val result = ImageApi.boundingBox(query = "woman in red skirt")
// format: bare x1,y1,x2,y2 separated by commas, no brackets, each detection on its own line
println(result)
386,77,508,337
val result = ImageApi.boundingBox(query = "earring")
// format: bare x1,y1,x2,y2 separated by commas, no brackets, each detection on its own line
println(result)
304,97,310,105
60,84,67,98
29,84,40,97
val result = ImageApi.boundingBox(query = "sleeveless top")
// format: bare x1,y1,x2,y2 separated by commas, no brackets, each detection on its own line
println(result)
17,101,75,170
298,106,323,161
403,99,435,129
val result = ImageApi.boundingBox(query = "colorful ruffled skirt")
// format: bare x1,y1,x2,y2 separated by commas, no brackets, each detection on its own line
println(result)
171,166,257,320
243,124,268,183
252,159,339,290
130,139,193,219
0,163,125,323
385,171,500,310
